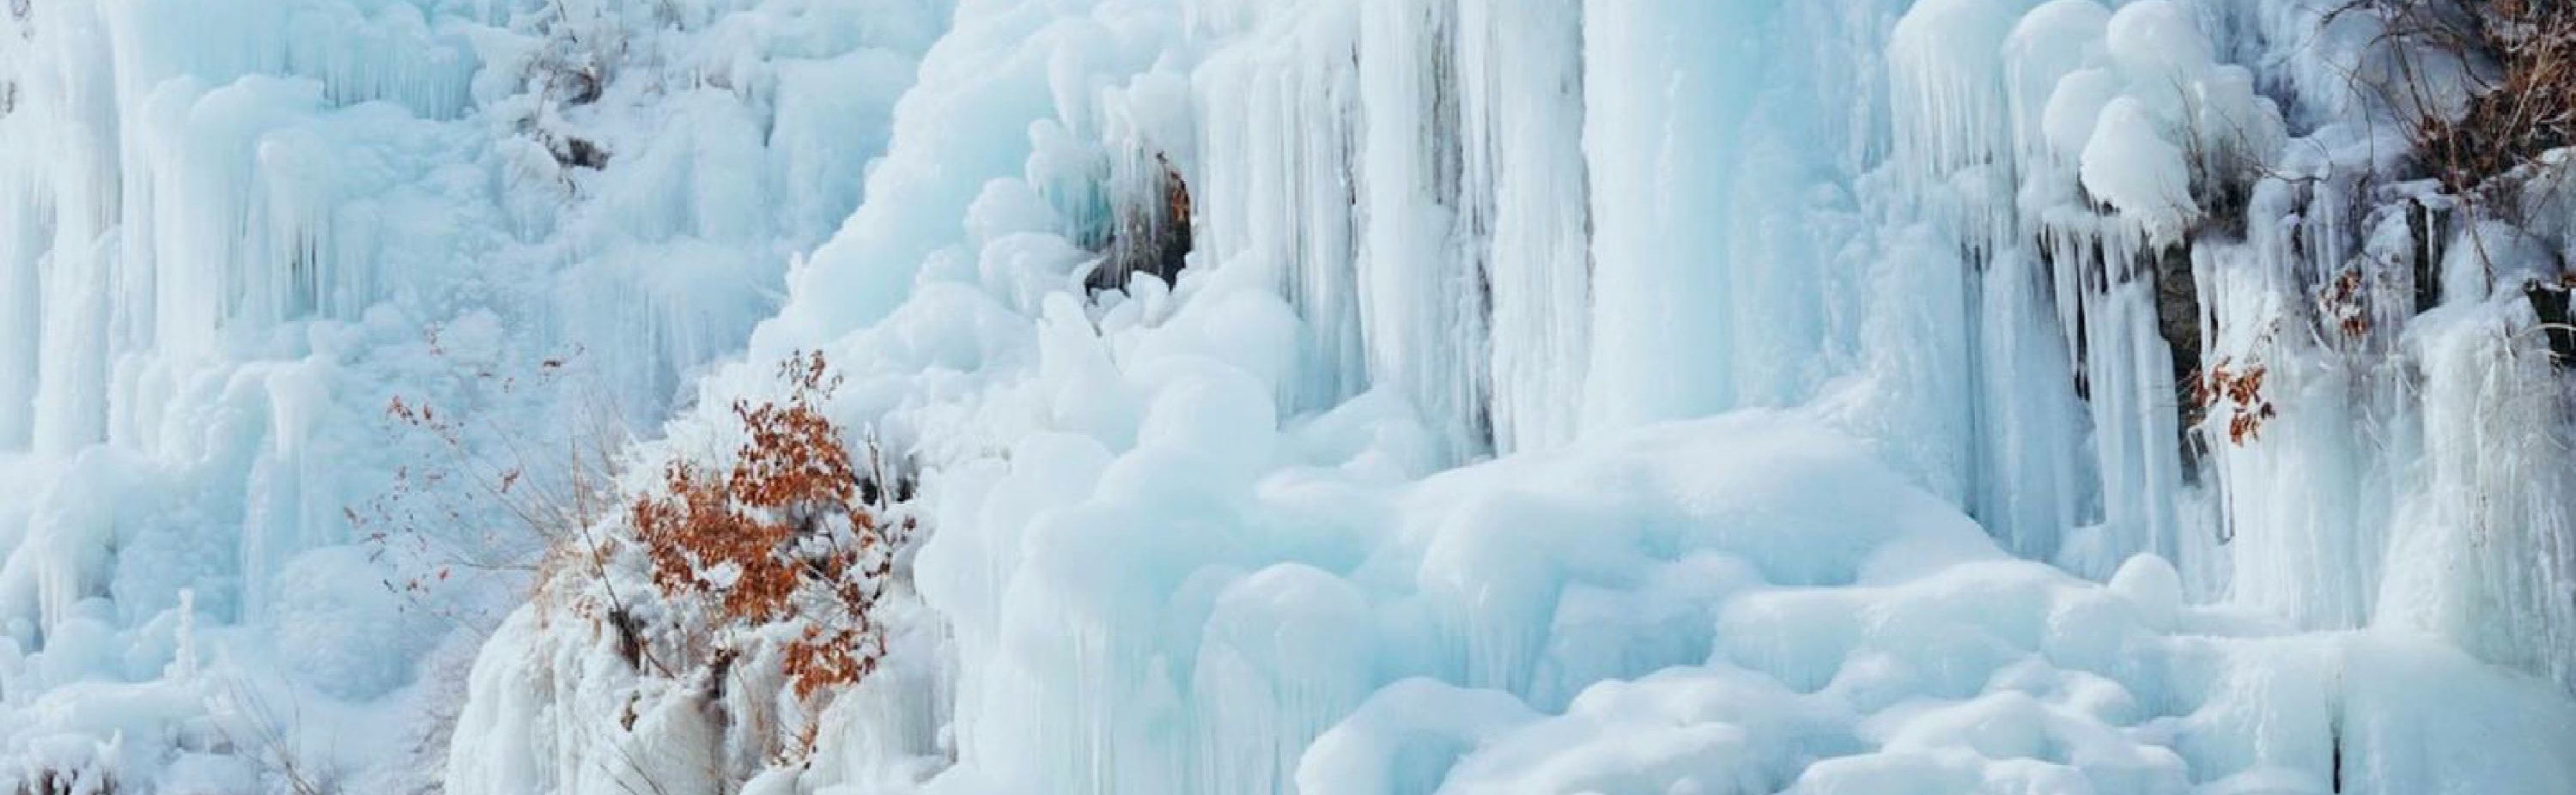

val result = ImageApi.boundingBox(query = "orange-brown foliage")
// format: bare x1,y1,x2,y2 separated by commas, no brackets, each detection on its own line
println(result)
2192,357,2280,446
629,351,905,699
1162,154,1193,234
2321,269,2372,340
2373,0,2576,196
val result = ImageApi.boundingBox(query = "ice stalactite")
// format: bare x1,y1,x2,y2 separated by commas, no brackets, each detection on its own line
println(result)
1176,0,2459,603
0,181,41,449
1968,246,2095,562
1885,0,2576,694
2384,296,2576,689
2196,5,2576,691
2063,272,2195,576
2190,187,2410,631
890,0,2576,721
1880,0,2287,583
0,2,475,458
1886,0,2025,194
1454,0,1589,456
1577,0,1785,437
1192,0,1601,461
1194,0,1815,462
1192,0,1370,416
1352,0,1492,464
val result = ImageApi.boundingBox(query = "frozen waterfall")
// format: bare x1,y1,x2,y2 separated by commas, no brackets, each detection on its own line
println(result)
0,0,2573,793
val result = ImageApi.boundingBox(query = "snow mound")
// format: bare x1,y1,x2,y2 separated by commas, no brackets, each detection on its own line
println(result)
912,337,2576,793
1891,0,2283,246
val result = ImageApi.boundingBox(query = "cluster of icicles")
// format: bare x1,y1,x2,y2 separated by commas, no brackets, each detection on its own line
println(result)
1169,0,2576,689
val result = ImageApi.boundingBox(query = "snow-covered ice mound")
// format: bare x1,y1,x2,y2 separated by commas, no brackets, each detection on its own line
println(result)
916,389,2576,795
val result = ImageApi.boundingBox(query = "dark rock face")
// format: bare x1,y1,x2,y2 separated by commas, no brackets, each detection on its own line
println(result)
553,136,609,171
2153,242,2208,475
2530,279,2576,365
1087,154,1193,293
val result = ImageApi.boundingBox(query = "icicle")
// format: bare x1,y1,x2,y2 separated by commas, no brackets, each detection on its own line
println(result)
1352,0,1492,463
1970,246,2095,561
2379,302,2576,690
1193,0,1369,415
1577,0,1785,434
1454,0,1589,456
171,589,199,680
1886,0,2026,194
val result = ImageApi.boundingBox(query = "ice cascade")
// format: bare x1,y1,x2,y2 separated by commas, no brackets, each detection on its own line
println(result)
448,0,2576,794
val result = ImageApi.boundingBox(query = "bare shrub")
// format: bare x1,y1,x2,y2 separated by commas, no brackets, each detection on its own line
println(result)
2344,0,2576,197
2418,2,2575,195
212,683,337,795
361,333,628,637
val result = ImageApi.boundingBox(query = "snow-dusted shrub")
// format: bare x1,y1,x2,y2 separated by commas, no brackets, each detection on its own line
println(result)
410,348,915,778
210,684,339,795
2192,355,2280,446
629,351,910,711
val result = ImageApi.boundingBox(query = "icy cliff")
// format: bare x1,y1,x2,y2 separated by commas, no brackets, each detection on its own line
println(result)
3,0,2575,793
448,0,2576,793
0,0,944,791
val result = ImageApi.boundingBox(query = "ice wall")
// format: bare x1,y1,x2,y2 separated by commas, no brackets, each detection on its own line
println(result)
0,0,944,790
446,0,2576,794
1880,0,2576,693
1182,0,2208,575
